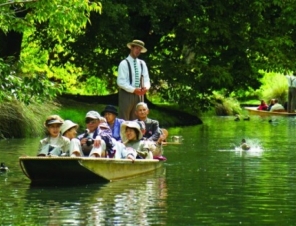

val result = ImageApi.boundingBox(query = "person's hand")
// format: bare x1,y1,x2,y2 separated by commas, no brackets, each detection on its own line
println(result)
134,87,147,96
127,154,135,162
93,136,101,147
80,138,87,145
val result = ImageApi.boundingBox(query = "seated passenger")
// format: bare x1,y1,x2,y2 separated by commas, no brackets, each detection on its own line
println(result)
121,121,162,159
158,128,169,145
137,121,164,157
99,121,136,160
270,99,285,112
135,102,160,142
37,115,70,156
77,111,110,158
101,105,125,141
61,120,84,157
257,100,268,111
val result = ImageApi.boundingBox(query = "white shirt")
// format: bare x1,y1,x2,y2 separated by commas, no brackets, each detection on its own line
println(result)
270,103,285,111
117,55,151,93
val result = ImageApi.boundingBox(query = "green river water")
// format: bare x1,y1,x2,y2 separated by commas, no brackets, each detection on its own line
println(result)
1,115,296,225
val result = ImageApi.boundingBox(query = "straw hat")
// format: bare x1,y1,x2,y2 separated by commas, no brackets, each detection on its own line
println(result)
120,121,143,141
127,40,147,53
61,120,78,135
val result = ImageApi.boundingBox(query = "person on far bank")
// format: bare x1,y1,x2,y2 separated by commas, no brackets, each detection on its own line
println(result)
101,105,125,141
37,115,70,157
117,39,151,120
135,102,161,142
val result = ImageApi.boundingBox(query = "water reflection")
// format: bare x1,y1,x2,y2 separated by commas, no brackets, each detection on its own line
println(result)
21,168,167,225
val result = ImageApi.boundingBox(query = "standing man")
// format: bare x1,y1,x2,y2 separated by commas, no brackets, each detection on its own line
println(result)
117,39,151,120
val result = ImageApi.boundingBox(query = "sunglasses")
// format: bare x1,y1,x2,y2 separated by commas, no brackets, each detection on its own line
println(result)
85,119,97,124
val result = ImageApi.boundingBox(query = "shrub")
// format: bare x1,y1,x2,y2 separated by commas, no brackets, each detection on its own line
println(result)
0,100,59,138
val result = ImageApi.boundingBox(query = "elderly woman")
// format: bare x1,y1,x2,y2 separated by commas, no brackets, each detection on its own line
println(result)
101,105,125,141
120,121,162,159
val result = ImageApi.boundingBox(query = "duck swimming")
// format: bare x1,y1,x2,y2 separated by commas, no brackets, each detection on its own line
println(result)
243,116,250,121
240,139,250,150
0,162,8,172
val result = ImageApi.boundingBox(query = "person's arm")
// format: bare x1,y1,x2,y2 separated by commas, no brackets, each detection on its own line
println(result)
146,120,161,142
61,137,70,154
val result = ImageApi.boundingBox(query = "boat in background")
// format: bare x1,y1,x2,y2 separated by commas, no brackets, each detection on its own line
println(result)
19,156,164,185
244,107,296,116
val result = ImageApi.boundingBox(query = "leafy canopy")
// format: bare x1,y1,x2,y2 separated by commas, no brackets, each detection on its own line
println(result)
0,0,102,104
3,0,296,113
44,0,296,112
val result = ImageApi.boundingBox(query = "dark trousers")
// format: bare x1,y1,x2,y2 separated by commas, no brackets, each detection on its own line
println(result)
118,89,140,120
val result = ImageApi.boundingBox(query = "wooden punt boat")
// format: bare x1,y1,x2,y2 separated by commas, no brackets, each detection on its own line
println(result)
244,107,296,116
19,156,164,185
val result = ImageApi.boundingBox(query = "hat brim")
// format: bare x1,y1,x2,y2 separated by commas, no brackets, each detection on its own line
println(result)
47,119,63,125
101,110,118,116
61,121,78,135
120,121,143,141
127,43,147,53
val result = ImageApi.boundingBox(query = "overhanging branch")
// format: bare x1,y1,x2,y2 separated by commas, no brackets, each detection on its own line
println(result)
0,0,37,8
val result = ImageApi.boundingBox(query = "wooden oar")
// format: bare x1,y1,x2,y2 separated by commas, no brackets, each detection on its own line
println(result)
140,74,144,102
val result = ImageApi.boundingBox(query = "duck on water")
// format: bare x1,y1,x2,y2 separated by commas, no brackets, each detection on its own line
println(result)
240,139,250,151
0,162,8,172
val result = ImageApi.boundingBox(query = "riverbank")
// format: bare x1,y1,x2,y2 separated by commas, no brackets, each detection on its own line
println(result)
56,95,202,128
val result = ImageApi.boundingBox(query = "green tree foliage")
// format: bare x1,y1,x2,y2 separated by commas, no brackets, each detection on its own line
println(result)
37,0,295,112
3,0,296,112
0,0,102,103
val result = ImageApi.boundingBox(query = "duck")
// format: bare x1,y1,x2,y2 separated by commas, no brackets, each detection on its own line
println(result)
234,114,240,121
240,139,250,150
243,116,250,121
0,162,9,172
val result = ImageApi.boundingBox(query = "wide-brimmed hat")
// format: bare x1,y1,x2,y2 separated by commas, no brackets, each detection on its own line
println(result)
127,40,147,53
85,111,101,119
61,120,78,135
101,105,118,116
120,121,143,141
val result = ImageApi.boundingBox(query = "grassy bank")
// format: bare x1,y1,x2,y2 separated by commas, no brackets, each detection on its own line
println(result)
54,97,186,134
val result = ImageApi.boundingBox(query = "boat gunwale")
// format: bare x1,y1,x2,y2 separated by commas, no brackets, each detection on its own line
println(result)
19,156,161,163
244,107,296,116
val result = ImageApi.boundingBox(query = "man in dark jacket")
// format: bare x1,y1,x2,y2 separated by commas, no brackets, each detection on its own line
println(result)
135,102,160,142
